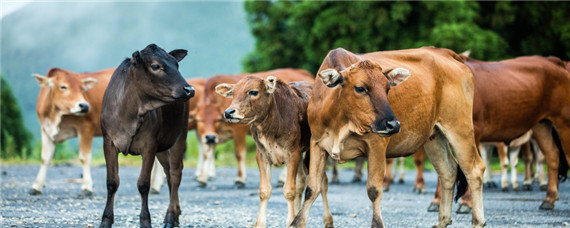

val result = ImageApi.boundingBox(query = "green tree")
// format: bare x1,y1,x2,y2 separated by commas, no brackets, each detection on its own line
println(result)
243,1,568,74
1,76,32,159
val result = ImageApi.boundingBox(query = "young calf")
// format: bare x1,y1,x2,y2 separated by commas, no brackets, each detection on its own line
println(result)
216,76,332,227
99,44,194,228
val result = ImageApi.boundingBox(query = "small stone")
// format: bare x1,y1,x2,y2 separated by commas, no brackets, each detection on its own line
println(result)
563,222,569,226
87,224,94,227
349,214,357,218
214,201,220,205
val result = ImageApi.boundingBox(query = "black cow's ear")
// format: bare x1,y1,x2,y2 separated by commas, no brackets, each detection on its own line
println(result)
131,51,142,67
169,49,188,62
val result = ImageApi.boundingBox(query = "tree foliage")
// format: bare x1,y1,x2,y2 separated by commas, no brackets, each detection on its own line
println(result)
1,76,32,159
243,1,570,74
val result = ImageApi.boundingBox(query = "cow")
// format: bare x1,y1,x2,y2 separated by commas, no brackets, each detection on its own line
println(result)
195,69,314,188
216,76,326,227
290,47,485,228
99,44,194,228
31,67,114,196
150,77,206,194
426,55,570,213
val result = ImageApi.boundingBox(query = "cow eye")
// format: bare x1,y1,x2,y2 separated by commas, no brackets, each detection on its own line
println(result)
150,64,161,71
248,90,259,96
354,86,366,93
59,85,68,90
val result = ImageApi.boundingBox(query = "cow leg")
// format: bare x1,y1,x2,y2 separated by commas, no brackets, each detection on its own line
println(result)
427,178,441,212
479,145,495,188
532,123,560,210
196,144,215,187
163,136,186,227
255,150,271,228
156,153,172,194
365,140,388,228
195,138,205,178
295,158,307,213
330,158,340,184
423,132,457,227
397,157,405,183
496,143,509,192
100,139,119,228
150,158,165,194
383,158,394,192
442,126,485,227
284,150,301,226
413,148,426,193
521,142,534,191
277,166,288,187
531,141,547,191
509,146,521,191
352,157,365,183
31,131,56,195
138,151,156,228
234,130,247,188
289,141,328,228
77,128,94,196
321,170,334,228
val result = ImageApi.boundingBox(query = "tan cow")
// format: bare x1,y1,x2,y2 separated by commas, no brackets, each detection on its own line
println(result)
195,69,314,188
216,76,325,227
31,68,113,196
290,47,485,228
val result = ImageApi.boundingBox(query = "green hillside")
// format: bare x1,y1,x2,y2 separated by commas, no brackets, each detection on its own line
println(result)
1,1,254,140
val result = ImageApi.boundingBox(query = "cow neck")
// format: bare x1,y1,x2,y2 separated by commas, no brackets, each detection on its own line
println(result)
39,88,63,140
254,86,296,138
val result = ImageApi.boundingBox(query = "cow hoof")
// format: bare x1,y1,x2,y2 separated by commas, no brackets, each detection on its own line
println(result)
382,186,389,192
150,188,160,194
427,203,439,212
29,189,42,195
351,177,361,183
78,189,93,197
456,204,472,214
484,181,498,188
276,180,285,188
501,187,509,192
413,187,426,194
539,201,554,210
162,222,179,228
522,184,532,191
235,181,246,189
539,185,547,191
99,220,113,228
398,179,404,184
197,181,207,188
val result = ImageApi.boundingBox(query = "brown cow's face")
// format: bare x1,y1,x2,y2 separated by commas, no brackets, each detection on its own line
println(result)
129,44,194,103
195,103,225,145
215,75,275,125
318,60,410,137
33,69,98,116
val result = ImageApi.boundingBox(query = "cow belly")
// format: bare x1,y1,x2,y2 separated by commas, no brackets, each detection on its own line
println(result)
53,127,78,143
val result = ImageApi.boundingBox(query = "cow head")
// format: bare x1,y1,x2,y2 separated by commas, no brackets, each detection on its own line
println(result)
215,75,277,125
129,44,194,103
319,60,410,137
33,69,98,115
195,103,225,145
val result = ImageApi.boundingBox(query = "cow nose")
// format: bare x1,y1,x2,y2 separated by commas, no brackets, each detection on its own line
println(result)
205,135,217,144
384,120,400,133
224,109,235,119
184,85,195,98
79,103,90,113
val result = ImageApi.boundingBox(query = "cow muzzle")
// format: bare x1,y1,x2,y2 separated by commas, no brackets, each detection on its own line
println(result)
71,102,90,115
204,134,218,145
223,109,243,123
373,119,400,137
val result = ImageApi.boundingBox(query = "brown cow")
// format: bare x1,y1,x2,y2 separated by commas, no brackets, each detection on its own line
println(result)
290,47,485,228
195,69,314,188
216,76,325,227
31,67,113,196
427,55,570,212
99,44,194,227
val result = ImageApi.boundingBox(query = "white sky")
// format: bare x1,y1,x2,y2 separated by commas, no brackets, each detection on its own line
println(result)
1,1,31,19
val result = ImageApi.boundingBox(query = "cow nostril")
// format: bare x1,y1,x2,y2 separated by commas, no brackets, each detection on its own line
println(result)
385,120,400,132
224,109,235,119
205,135,217,144
79,103,90,112
184,85,195,97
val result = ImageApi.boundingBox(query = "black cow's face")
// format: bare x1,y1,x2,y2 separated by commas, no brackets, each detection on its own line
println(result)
131,44,194,103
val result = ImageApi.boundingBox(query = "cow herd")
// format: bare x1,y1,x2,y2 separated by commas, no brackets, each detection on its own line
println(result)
31,43,570,228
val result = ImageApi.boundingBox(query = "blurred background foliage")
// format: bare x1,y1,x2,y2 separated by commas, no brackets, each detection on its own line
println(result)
0,1,565,173
243,1,570,73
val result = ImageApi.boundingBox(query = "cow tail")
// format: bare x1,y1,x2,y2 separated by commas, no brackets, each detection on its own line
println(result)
553,129,569,182
303,151,311,174
454,166,468,202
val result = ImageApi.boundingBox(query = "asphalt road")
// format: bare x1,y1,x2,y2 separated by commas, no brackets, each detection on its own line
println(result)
1,164,569,227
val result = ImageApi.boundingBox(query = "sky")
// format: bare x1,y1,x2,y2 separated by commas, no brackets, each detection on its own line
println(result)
1,1,30,19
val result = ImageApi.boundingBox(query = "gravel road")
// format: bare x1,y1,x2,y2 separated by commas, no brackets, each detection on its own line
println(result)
1,164,569,227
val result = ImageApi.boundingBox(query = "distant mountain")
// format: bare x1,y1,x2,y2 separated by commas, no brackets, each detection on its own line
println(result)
1,1,254,140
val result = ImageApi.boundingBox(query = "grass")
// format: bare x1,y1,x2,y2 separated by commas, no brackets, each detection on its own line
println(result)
1,131,538,176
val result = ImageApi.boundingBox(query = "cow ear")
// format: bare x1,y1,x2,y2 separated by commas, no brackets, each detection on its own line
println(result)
33,74,53,87
215,83,234,98
131,51,142,67
319,68,343,88
265,76,277,94
169,49,188,62
385,67,410,87
82,77,98,91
